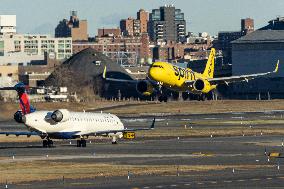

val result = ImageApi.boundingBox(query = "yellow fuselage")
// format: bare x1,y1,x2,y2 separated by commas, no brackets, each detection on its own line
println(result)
148,62,215,94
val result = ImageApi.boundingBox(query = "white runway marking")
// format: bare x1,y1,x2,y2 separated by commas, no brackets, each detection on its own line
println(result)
204,117,217,120
224,180,232,183
250,178,260,181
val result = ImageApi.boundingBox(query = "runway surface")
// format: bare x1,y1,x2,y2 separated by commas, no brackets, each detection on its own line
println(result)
0,111,284,188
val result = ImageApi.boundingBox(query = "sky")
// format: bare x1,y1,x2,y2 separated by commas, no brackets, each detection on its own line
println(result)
1,0,284,36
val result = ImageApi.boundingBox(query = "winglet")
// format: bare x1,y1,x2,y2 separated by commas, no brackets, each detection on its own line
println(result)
150,118,155,129
102,66,107,79
273,60,280,73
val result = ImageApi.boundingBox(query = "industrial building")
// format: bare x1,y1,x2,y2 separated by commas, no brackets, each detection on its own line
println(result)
148,5,186,42
231,30,284,99
214,18,254,64
0,34,72,64
0,15,16,34
259,16,284,30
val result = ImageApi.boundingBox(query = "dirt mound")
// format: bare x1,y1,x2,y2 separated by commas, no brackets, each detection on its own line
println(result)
45,48,134,98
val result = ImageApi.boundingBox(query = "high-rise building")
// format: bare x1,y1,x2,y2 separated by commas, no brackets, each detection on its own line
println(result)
137,9,149,33
120,18,138,36
0,15,16,34
120,9,149,37
148,5,186,42
55,11,88,41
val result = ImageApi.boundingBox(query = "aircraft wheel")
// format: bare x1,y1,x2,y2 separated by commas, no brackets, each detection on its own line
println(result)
198,94,206,101
112,136,117,144
43,140,48,148
81,140,87,147
158,95,168,102
47,140,53,148
163,96,168,102
77,140,82,147
201,94,206,101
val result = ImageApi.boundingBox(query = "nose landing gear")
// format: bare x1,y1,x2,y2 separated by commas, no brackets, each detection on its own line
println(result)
112,136,118,144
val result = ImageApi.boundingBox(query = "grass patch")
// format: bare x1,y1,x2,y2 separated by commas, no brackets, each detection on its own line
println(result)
0,161,273,184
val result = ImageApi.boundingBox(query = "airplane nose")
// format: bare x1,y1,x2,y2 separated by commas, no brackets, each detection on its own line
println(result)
149,68,157,80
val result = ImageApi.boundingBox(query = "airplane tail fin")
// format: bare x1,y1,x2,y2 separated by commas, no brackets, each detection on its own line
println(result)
14,82,36,115
203,48,216,78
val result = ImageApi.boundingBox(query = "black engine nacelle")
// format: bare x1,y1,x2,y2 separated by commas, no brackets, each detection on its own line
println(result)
193,79,212,93
14,110,24,123
136,80,154,96
51,109,70,122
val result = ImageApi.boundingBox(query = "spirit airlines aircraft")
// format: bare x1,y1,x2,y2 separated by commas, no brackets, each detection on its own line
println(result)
0,83,155,148
104,48,279,102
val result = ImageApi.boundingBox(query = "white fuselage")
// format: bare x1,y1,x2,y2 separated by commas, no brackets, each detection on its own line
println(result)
24,111,124,139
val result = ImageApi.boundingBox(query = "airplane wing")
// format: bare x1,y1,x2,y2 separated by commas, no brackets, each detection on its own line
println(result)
81,118,155,136
208,60,279,85
0,131,40,137
102,66,138,83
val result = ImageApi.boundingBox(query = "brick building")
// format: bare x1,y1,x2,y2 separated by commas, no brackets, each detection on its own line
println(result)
120,9,149,37
55,11,88,41
137,9,149,33
73,34,151,65
98,28,121,37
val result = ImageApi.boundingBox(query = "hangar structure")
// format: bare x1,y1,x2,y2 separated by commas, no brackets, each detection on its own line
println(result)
231,30,284,99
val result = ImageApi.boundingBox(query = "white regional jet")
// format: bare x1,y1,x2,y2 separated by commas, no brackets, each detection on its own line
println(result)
0,83,155,147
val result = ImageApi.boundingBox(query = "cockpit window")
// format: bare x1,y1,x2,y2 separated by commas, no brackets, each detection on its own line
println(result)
152,65,164,68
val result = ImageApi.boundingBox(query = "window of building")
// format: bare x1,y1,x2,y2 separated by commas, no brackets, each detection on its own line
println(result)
7,73,13,77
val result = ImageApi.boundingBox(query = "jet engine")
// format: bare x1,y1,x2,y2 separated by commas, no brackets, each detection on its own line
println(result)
14,110,24,123
193,79,212,93
136,80,154,96
51,109,70,122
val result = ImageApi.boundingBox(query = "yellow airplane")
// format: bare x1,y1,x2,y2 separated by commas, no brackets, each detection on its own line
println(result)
104,48,279,102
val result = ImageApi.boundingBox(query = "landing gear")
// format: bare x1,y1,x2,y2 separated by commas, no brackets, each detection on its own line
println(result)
42,138,53,148
158,95,168,102
77,139,87,147
112,136,118,144
198,94,206,101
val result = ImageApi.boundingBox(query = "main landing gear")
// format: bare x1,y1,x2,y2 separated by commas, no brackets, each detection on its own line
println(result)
198,94,206,101
158,95,168,102
42,138,54,148
77,139,87,147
